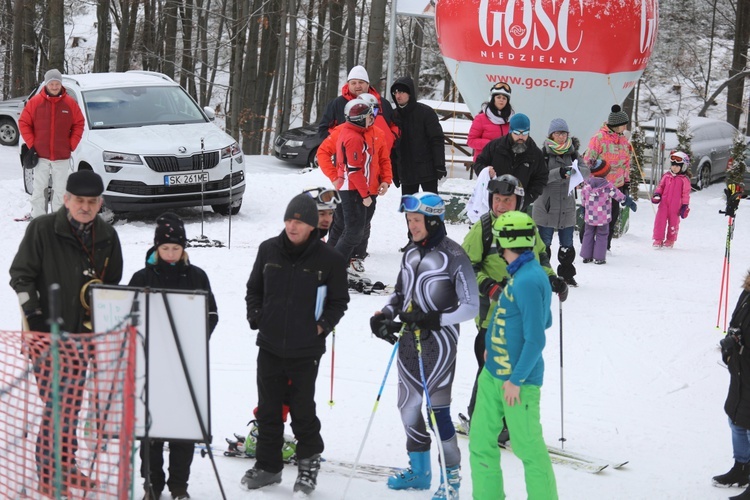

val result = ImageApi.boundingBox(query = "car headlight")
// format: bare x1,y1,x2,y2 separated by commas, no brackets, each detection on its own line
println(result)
285,140,303,148
221,142,241,159
103,151,143,164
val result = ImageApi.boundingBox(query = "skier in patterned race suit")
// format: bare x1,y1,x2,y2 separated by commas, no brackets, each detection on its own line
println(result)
370,191,479,499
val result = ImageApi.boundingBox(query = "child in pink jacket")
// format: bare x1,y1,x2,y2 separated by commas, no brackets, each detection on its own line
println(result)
652,151,691,248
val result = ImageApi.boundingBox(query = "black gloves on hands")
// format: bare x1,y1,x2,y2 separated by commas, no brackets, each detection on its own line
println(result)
549,276,569,302
25,310,46,332
436,166,447,180
370,313,402,345
479,277,508,302
559,166,571,178
724,188,742,217
399,306,441,332
248,308,261,330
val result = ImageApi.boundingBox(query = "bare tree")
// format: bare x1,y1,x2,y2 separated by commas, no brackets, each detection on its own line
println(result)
12,0,37,96
365,0,386,95
47,0,64,70
345,0,355,70
324,0,344,106
163,0,179,79
93,0,112,73
727,0,750,128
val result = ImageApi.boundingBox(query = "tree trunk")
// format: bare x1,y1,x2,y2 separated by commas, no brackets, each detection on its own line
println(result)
249,0,281,154
115,0,130,71
407,19,424,85
47,0,64,71
196,0,209,106
141,0,155,71
304,0,327,124
239,0,263,153
280,0,297,133
15,0,37,95
325,0,344,106
163,0,179,79
227,0,247,140
179,0,196,98
365,0,386,95
727,0,750,128
345,0,355,71
94,0,112,73
207,0,229,107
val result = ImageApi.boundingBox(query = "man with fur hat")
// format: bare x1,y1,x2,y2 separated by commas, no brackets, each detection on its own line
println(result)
19,68,85,219
129,212,218,499
9,169,123,496
243,194,349,495
318,64,396,140
472,113,548,211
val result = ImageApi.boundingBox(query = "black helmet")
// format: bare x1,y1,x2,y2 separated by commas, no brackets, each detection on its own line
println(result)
487,174,525,212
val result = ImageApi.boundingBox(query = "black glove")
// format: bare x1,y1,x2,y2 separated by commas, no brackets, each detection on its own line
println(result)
724,188,742,217
436,166,447,180
399,306,441,331
248,308,261,330
370,313,401,345
549,276,569,303
559,166,571,178
25,310,47,332
621,182,630,194
479,278,507,302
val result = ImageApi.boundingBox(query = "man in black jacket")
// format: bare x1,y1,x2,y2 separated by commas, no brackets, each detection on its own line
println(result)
242,194,349,495
390,76,446,194
9,170,123,496
472,113,548,210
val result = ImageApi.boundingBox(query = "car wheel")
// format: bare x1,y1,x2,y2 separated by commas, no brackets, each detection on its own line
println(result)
307,147,319,170
0,117,19,146
697,163,711,190
212,196,243,216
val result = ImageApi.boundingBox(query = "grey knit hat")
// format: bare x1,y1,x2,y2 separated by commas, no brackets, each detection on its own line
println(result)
548,118,569,136
44,69,63,84
607,105,629,127
284,193,318,228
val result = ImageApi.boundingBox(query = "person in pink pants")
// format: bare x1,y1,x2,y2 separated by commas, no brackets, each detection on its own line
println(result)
652,151,691,248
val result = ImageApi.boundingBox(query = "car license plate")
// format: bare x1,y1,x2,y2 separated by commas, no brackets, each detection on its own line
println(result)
274,144,281,154
164,172,209,186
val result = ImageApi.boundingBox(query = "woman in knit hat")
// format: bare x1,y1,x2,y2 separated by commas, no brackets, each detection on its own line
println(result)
531,118,588,286
129,212,218,500
467,81,515,162
582,104,633,251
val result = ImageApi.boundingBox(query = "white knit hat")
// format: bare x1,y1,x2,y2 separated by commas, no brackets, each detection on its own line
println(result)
347,65,369,83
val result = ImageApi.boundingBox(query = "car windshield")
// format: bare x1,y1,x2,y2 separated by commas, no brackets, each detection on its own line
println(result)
83,86,207,129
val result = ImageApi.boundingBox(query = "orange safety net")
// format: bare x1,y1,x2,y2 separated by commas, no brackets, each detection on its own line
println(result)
0,326,137,499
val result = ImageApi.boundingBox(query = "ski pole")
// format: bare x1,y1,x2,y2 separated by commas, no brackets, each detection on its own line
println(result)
328,330,336,408
558,300,566,450
716,217,732,329
228,154,233,249
724,217,734,332
414,327,455,500
342,325,404,499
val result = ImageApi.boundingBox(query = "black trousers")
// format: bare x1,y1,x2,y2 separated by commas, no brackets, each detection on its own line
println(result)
140,439,194,494
328,197,377,259
401,179,439,195
255,349,323,473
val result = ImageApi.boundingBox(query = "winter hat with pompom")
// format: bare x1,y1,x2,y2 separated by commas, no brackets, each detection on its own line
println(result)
607,105,629,127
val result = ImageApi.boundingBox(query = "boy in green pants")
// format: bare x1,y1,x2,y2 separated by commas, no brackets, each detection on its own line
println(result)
469,210,558,500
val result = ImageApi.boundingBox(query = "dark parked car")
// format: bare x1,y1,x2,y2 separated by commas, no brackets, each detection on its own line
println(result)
273,124,322,169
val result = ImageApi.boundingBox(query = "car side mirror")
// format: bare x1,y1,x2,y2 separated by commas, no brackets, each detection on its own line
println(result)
203,106,215,121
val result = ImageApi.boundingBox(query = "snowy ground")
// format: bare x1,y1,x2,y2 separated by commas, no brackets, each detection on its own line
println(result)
0,147,748,500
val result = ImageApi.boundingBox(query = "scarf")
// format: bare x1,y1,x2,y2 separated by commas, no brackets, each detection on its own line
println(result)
484,107,507,126
507,250,535,275
544,137,573,156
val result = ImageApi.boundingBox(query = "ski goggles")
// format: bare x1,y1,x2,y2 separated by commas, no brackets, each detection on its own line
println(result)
510,129,529,136
302,187,341,206
490,82,512,96
398,194,445,217
487,178,525,198
670,153,687,164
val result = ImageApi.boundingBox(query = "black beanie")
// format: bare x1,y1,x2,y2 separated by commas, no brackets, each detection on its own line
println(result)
154,212,187,247
66,170,104,197
284,194,318,228
607,105,629,127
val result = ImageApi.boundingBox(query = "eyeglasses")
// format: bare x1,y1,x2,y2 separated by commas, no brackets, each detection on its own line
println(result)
487,179,525,198
302,187,341,206
399,194,444,216
551,131,568,136
511,129,529,136
491,82,511,93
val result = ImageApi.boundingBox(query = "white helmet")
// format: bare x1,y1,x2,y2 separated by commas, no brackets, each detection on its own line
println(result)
344,98,373,128
669,151,690,173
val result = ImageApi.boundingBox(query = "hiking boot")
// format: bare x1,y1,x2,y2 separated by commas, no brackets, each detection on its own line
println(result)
713,461,750,487
594,259,606,265
564,276,578,287
582,258,593,264
293,453,322,494
241,467,282,490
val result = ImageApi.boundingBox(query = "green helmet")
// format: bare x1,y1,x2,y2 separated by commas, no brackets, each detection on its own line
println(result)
492,210,536,249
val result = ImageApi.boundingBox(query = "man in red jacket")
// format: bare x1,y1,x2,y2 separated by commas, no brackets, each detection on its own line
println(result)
19,69,85,219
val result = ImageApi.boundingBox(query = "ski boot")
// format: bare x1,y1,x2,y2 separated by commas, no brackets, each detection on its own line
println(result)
731,485,750,500
455,413,470,436
713,461,750,487
282,438,297,463
387,451,431,490
432,465,460,499
293,453,322,494
241,467,282,490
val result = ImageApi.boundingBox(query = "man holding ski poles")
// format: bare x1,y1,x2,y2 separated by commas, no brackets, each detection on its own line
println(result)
370,192,479,499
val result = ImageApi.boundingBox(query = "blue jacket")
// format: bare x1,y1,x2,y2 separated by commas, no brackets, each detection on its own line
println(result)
484,251,552,386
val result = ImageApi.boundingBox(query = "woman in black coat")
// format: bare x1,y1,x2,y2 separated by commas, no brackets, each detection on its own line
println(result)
714,271,750,498
130,212,218,500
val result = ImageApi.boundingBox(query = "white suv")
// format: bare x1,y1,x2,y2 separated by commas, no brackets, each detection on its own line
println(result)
22,71,245,215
